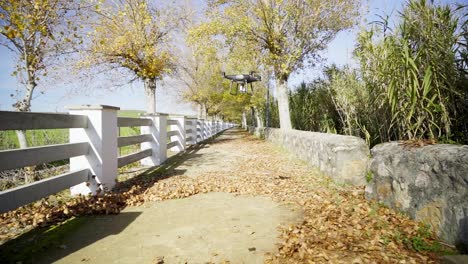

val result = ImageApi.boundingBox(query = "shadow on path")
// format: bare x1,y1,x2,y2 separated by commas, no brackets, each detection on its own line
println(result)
0,212,141,264
0,129,239,263
116,129,232,190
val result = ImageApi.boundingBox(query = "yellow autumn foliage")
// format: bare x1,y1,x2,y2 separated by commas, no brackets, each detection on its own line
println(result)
82,0,187,80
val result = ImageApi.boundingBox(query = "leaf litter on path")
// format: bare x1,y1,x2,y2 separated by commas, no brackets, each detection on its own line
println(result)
0,130,443,263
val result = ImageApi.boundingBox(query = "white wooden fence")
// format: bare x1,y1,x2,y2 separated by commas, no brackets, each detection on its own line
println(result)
0,105,235,213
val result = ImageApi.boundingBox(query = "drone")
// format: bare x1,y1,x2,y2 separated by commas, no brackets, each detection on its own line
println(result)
222,71,261,95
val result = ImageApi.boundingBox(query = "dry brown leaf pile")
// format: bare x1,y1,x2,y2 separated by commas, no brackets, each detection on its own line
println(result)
0,130,441,263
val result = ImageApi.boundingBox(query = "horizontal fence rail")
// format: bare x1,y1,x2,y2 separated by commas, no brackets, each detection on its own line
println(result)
167,141,178,149
0,111,88,130
0,106,236,213
117,117,152,127
0,142,89,171
0,168,91,213
118,149,152,168
118,134,152,148
167,130,178,137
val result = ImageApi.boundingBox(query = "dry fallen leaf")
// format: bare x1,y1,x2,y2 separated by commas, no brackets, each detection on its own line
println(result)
153,256,164,264
0,131,442,263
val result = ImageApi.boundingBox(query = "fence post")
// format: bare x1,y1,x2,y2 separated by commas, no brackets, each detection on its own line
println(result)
204,119,209,139
185,117,197,145
208,120,213,137
68,105,119,196
210,120,214,137
204,120,209,138
169,115,186,152
196,119,204,143
140,113,167,166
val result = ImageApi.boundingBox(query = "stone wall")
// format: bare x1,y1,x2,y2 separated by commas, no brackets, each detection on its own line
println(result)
366,142,468,248
246,126,467,248
262,128,369,185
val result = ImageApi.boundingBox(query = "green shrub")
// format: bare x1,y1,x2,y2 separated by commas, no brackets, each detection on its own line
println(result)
288,0,467,146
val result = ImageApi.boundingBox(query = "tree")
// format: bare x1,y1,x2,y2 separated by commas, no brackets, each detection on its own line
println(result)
0,0,82,148
194,0,360,129
82,0,187,114
179,35,224,119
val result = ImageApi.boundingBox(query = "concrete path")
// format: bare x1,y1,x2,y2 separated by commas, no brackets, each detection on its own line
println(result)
11,128,442,263
36,129,302,264
39,193,299,264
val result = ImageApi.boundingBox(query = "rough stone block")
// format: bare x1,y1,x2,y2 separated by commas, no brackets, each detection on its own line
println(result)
366,142,468,249
263,128,369,186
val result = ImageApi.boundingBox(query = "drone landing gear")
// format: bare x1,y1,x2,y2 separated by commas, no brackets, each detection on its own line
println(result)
229,81,253,96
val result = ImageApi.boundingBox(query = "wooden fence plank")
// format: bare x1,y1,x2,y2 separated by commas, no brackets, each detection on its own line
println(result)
0,142,89,171
117,117,152,127
0,111,87,130
167,130,178,137
117,149,152,168
0,168,90,213
117,134,152,147
167,141,178,149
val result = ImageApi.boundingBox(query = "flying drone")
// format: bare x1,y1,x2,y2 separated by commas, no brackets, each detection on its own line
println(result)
222,71,261,95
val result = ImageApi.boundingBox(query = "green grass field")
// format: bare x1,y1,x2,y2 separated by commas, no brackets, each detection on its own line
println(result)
0,110,144,151
0,110,146,190
117,110,144,156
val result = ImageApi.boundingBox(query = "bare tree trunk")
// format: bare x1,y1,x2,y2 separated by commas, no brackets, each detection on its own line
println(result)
197,103,202,119
15,130,28,148
15,80,34,149
250,107,256,127
144,77,157,114
241,111,247,129
254,107,264,129
265,84,270,128
275,78,292,130
204,104,209,120
15,79,35,183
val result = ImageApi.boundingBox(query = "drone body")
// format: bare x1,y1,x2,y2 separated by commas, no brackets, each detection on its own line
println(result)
223,71,261,95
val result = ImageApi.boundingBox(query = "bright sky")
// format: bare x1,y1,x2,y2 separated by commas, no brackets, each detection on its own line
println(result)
0,0,460,113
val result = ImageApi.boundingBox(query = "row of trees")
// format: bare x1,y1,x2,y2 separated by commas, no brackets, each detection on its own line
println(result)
2,0,359,142
288,0,467,145
1,0,190,148
4,0,462,149
187,0,360,129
